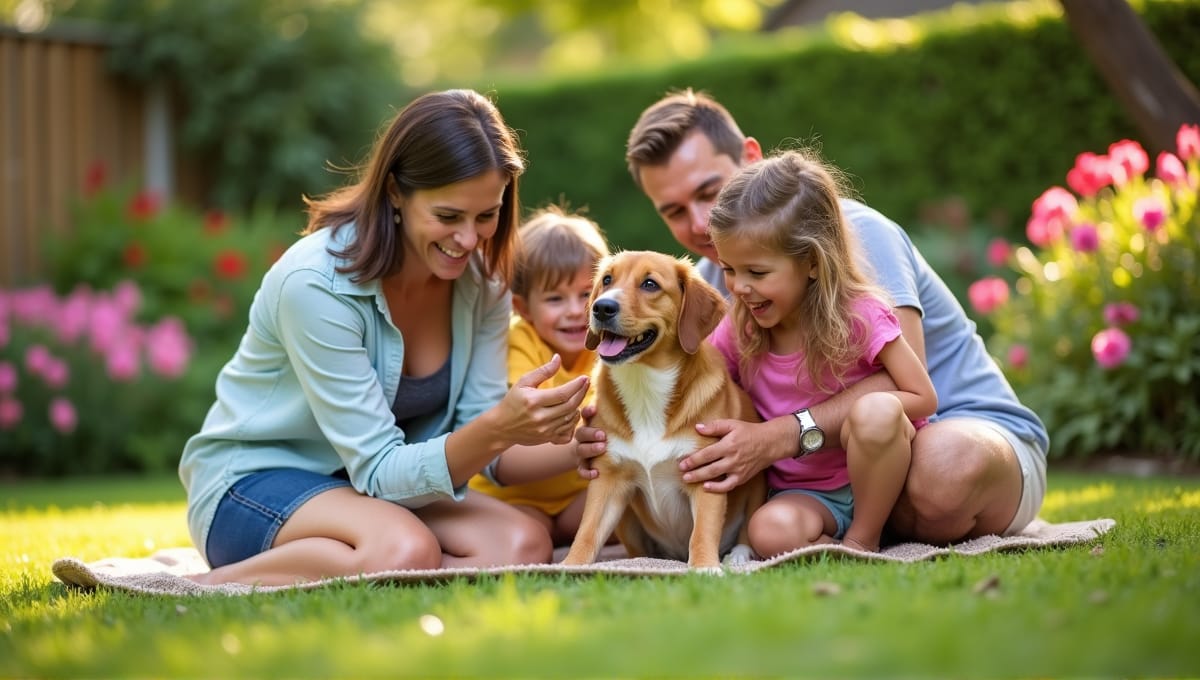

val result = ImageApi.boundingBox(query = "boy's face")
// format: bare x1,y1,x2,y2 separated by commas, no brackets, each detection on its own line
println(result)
513,267,596,361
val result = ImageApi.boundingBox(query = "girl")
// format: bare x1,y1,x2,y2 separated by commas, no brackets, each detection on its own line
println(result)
180,90,589,586
707,149,937,554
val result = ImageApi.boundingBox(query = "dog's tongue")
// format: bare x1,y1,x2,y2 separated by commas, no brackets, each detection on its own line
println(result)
597,334,629,358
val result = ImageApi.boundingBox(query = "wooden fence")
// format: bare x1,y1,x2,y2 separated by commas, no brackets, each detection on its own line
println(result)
0,24,202,287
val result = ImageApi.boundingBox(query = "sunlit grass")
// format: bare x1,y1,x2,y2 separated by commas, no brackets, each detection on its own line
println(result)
2,471,1198,678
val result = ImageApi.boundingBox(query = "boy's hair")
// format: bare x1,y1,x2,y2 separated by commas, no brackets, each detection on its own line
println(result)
708,149,887,393
626,88,746,188
512,206,610,298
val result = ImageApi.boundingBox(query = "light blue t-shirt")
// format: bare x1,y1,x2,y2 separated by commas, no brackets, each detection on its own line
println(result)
698,198,1048,452
179,223,511,556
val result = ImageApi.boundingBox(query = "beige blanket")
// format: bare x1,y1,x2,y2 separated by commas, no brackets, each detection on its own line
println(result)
51,517,1114,596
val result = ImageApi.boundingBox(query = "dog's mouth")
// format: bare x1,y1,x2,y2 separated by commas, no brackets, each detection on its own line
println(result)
595,329,657,363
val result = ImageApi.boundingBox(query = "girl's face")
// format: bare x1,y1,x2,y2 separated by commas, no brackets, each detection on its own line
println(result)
393,170,508,281
513,267,595,367
716,235,814,342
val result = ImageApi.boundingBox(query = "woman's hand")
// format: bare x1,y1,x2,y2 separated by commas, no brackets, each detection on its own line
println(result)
679,417,793,492
572,403,606,480
496,355,589,447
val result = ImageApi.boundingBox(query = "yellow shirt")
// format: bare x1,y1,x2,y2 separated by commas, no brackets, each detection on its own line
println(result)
468,315,596,515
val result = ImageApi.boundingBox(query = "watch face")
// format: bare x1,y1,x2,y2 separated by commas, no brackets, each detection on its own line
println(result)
801,428,824,452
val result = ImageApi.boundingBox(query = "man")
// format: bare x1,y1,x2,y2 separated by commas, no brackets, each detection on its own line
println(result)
576,89,1047,544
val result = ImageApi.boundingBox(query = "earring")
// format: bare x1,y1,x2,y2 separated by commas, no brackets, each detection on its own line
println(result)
393,212,400,225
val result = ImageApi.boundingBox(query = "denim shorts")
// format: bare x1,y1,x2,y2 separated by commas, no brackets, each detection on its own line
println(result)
768,484,855,539
205,468,351,568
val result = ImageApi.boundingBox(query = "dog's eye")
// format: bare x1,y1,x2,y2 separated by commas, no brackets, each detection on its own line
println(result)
640,278,660,291
601,274,612,286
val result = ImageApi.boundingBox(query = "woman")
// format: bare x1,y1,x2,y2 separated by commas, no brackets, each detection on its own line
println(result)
180,89,589,586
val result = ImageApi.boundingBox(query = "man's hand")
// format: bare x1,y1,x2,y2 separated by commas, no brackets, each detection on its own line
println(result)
680,417,793,492
573,403,606,479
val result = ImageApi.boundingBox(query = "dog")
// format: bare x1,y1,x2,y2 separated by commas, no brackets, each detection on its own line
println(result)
562,250,766,569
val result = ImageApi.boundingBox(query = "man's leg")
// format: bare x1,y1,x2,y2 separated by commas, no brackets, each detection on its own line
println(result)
887,418,1040,544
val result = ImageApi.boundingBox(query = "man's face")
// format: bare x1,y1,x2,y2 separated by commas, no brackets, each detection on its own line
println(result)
637,131,748,262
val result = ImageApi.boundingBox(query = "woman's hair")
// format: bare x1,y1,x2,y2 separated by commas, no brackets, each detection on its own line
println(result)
626,88,746,189
303,89,525,285
512,205,610,298
708,149,886,393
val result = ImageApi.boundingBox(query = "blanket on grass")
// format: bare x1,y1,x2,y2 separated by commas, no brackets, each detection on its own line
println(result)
52,517,1114,596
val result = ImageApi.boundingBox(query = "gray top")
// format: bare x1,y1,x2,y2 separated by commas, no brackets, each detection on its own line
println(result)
394,358,451,431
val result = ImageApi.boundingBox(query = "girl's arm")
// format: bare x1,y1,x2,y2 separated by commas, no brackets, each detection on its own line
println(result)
491,441,579,485
875,335,938,420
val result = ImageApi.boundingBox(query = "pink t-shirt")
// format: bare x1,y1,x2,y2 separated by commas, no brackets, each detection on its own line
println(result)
710,295,922,492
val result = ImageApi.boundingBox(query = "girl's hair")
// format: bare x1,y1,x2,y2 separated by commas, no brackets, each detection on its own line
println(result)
512,206,610,298
708,149,886,393
302,89,525,285
626,88,746,189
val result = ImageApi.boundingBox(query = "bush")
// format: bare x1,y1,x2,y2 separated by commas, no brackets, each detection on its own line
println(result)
0,281,194,475
970,123,1200,460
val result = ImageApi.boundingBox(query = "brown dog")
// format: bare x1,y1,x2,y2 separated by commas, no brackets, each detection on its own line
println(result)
562,251,766,569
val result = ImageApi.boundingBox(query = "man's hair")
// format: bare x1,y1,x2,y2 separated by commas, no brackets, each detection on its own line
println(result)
625,88,746,188
512,205,610,298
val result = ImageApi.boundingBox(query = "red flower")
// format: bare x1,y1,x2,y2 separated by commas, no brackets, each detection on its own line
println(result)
127,190,162,221
203,210,230,235
214,249,248,280
83,161,107,196
122,242,147,269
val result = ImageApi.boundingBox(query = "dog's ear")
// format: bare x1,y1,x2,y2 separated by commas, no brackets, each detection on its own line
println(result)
677,261,726,354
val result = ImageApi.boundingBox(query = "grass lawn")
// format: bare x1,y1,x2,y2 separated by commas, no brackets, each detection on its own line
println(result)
2,470,1198,678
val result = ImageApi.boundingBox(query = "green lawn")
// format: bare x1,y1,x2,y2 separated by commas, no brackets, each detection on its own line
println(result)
2,471,1197,678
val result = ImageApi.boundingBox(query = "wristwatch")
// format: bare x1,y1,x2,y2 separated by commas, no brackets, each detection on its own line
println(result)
792,408,825,457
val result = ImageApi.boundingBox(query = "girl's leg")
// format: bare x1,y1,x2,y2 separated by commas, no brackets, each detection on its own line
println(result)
841,392,916,552
417,491,554,567
747,493,837,558
194,487,442,586
551,489,589,546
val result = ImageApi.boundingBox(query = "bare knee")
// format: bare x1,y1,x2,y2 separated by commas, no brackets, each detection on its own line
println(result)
359,531,442,573
748,501,823,558
496,514,554,565
843,393,910,454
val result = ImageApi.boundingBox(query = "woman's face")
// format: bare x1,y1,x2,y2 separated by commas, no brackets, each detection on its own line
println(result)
394,169,508,280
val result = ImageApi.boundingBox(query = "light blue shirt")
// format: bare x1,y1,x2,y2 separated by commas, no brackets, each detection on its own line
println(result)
179,223,510,553
698,198,1048,452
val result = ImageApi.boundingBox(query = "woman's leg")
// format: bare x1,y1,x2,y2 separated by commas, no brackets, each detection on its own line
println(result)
841,392,915,552
747,493,837,558
417,491,554,567
194,487,442,586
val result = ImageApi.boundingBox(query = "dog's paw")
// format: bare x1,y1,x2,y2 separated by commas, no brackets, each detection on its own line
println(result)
722,544,757,567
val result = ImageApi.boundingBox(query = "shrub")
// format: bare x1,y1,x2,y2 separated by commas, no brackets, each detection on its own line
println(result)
0,281,194,475
971,124,1200,460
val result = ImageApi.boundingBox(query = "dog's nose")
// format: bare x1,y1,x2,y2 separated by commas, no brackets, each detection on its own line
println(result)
592,298,618,321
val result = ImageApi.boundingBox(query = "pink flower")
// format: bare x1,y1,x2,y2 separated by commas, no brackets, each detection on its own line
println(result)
986,238,1011,268
1007,344,1029,370
145,317,193,378
1103,302,1140,326
1069,223,1099,253
106,344,140,382
112,280,142,316
1026,187,1077,246
56,287,92,344
40,357,69,389
1156,151,1189,188
0,361,16,393
25,344,51,375
1091,327,1132,369
967,277,1010,316
1066,152,1113,197
0,397,22,430
1107,139,1149,185
1178,123,1200,161
1133,196,1166,233
48,397,77,434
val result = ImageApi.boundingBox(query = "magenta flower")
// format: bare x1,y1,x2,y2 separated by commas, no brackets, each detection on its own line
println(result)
1091,327,1132,369
56,287,92,344
1103,302,1140,326
40,357,69,389
1107,139,1149,185
145,317,193,378
106,344,140,382
1066,152,1113,197
0,396,22,430
1156,151,1189,188
1068,223,1099,253
48,397,77,434
0,361,16,393
1178,123,1200,161
1007,344,1029,370
986,238,1011,268
1026,187,1077,246
25,344,51,376
967,277,1010,316
1133,196,1166,233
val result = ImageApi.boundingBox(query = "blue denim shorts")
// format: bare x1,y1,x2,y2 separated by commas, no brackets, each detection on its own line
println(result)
205,468,351,568
768,484,855,539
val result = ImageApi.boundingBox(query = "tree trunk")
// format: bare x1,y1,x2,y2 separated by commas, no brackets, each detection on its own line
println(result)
1058,0,1200,153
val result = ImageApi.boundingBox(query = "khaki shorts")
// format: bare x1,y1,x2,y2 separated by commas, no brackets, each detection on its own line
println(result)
963,417,1048,535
